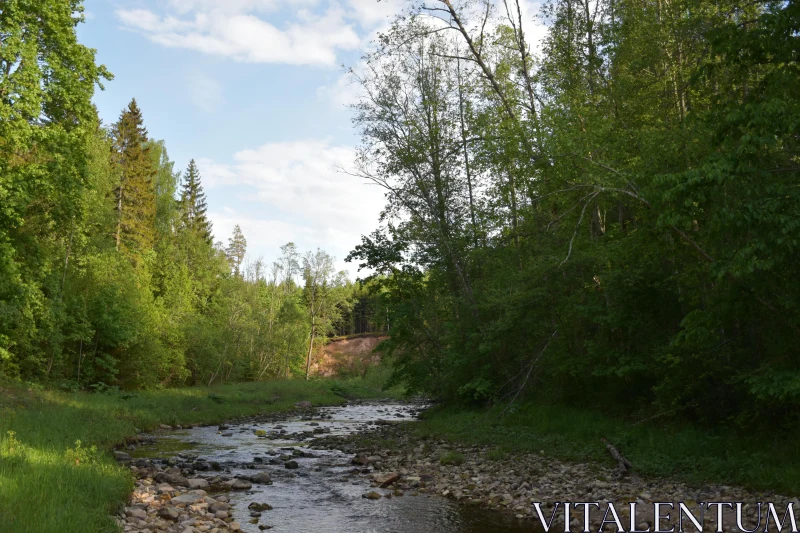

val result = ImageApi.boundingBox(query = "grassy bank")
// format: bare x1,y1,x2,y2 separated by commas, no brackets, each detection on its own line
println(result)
0,370,400,533
416,402,800,496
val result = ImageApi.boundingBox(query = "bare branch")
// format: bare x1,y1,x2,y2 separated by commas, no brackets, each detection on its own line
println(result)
561,191,600,265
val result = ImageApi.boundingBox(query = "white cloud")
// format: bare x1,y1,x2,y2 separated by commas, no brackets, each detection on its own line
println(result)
116,0,412,66
165,0,300,15
117,3,361,66
344,0,404,28
200,139,385,274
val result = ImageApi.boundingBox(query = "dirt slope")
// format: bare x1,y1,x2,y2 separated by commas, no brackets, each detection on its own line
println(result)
312,334,388,377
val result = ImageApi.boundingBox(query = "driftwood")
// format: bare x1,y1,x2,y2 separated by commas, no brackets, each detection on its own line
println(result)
601,438,633,474
377,472,401,488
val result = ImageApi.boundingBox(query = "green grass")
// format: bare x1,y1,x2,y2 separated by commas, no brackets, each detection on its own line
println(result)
416,402,800,495
439,450,465,466
485,448,507,461
0,373,402,533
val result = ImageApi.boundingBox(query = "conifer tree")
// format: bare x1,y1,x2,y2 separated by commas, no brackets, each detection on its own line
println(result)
112,99,156,258
180,159,212,242
226,224,247,277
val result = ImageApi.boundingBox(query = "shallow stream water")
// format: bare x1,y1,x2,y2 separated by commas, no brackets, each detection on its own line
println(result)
134,402,534,533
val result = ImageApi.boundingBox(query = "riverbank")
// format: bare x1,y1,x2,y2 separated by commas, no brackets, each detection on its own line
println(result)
313,421,795,532
414,404,800,495
0,372,399,533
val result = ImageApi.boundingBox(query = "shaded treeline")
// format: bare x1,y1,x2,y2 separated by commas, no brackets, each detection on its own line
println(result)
347,0,800,427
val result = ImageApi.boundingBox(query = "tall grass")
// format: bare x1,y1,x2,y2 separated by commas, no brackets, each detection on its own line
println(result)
0,373,401,533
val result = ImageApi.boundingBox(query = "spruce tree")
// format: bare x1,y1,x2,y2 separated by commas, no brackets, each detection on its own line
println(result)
112,99,156,258
179,159,212,242
226,224,247,277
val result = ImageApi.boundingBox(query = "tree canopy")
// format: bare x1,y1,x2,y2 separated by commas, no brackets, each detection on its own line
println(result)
347,0,800,428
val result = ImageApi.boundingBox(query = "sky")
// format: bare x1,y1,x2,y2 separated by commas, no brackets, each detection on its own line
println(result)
77,0,543,277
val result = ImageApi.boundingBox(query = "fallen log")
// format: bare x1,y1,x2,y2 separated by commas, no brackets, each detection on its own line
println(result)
601,438,633,474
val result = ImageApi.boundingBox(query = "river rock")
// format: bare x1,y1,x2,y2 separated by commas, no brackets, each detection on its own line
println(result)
362,491,382,500
125,507,147,520
156,483,175,494
248,502,273,511
351,455,369,466
157,506,180,521
230,478,252,490
113,450,132,462
208,501,230,513
187,478,209,489
284,460,299,469
157,472,188,487
251,472,272,484
171,493,204,505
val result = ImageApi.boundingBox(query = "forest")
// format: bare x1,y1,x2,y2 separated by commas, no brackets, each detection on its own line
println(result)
345,0,800,430
1,0,799,432
0,2,388,389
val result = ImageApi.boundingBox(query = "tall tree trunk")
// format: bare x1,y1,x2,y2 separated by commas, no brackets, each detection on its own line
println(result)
115,185,123,251
305,323,315,381
457,55,480,247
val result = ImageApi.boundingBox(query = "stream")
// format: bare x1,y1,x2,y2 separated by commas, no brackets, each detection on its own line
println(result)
132,402,532,533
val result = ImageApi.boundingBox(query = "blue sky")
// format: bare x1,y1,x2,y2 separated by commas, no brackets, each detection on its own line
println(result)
78,0,405,275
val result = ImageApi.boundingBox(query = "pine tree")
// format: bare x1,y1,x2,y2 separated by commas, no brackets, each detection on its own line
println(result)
179,159,212,242
226,224,247,277
112,99,156,258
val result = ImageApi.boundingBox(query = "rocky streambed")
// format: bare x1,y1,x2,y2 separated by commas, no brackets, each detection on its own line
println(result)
114,401,528,533
114,402,796,533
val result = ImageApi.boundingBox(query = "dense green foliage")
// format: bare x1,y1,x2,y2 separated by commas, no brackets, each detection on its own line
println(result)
0,1,387,390
347,0,800,428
